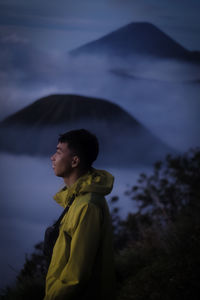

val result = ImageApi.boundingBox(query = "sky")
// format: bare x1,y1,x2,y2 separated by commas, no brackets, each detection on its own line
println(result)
0,0,200,289
0,0,199,148
0,0,200,53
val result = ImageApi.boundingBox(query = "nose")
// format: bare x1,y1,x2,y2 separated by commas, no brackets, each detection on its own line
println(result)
51,153,55,161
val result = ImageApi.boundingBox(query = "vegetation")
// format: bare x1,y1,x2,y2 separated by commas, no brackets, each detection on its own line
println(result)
0,243,47,300
1,148,200,299
113,147,200,300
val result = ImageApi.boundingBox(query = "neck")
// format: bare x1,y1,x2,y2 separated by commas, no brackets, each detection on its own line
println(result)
63,168,88,188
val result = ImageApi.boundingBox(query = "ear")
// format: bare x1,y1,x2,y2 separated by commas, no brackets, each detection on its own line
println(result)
71,155,80,168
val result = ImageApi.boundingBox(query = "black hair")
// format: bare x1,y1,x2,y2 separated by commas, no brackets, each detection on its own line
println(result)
58,129,99,170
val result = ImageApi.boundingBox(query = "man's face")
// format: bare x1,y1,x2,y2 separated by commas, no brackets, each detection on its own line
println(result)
51,142,75,177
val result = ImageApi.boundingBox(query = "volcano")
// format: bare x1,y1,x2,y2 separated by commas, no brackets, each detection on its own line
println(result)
0,94,173,166
70,22,197,61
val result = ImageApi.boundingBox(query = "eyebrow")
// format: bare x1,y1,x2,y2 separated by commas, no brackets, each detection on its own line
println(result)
56,146,63,152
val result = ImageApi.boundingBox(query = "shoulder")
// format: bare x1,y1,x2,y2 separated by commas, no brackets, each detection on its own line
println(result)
70,192,106,221
61,194,104,235
74,192,106,210
73,193,103,211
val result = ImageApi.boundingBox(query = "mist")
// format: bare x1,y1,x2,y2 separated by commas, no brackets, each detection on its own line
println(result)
0,38,200,288
0,152,149,288
0,43,199,152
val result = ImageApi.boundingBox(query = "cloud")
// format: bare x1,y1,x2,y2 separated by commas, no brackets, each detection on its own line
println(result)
0,0,200,51
0,32,199,151
0,152,147,288
0,33,28,44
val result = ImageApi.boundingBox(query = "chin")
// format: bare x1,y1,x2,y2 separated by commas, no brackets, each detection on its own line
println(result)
53,169,59,176
55,172,64,178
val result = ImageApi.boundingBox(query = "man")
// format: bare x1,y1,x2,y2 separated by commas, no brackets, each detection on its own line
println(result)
44,129,115,300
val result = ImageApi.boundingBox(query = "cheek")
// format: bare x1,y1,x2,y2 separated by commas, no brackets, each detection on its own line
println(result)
59,156,71,171
57,157,65,167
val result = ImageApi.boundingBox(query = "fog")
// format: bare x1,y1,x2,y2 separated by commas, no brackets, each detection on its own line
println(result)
0,37,200,288
0,47,199,151
0,153,150,288
0,117,174,168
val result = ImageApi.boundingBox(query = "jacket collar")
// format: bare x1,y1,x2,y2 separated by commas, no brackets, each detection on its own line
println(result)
53,168,114,207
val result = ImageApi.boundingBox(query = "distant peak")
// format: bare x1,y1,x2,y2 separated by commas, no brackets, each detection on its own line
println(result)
121,21,156,28
112,21,165,35
70,21,189,60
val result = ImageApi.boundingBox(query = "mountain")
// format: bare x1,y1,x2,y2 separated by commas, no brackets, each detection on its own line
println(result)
0,94,173,166
70,22,197,61
1,94,138,127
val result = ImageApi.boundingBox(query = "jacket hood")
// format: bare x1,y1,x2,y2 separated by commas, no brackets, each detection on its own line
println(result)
53,168,114,207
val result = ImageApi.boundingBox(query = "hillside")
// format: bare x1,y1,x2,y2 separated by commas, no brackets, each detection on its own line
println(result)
70,22,192,60
0,94,173,166
2,94,140,127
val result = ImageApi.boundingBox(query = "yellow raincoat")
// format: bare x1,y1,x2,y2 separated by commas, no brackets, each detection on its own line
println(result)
44,168,115,300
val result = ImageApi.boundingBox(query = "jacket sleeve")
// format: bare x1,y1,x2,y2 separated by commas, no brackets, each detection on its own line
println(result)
45,203,102,300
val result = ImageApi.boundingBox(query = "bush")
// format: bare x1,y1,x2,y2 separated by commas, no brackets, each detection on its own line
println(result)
0,277,45,300
116,207,200,299
1,148,200,300
0,243,47,300
114,148,200,299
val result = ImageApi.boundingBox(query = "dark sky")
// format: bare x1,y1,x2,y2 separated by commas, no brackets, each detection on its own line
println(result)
0,0,200,289
0,0,200,52
0,0,200,149
0,0,200,150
